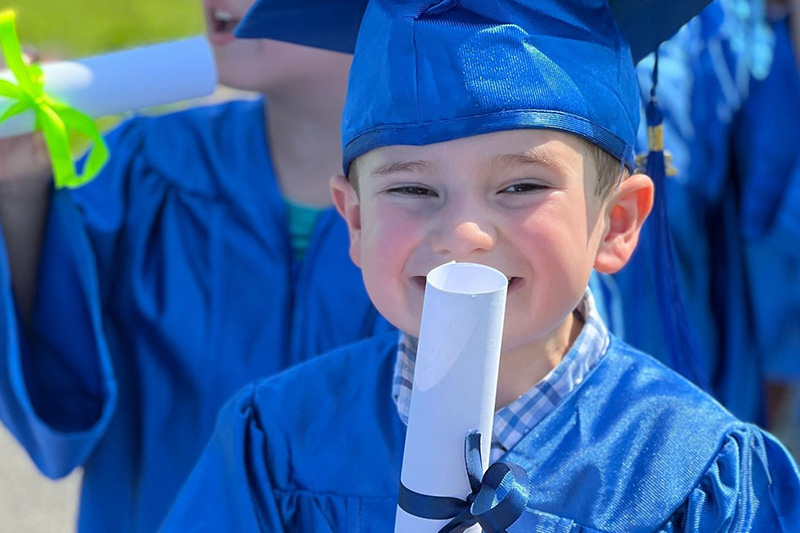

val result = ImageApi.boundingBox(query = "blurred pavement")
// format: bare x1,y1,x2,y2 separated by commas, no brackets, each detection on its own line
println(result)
0,426,79,533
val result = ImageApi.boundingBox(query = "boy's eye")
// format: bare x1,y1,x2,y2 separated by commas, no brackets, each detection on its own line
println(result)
500,182,546,194
386,185,438,197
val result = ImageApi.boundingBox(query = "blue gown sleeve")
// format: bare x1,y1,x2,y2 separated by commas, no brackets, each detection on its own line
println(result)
660,428,800,531
0,119,145,478
162,380,366,533
159,384,283,533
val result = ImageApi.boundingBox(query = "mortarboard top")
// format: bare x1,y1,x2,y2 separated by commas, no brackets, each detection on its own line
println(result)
236,0,711,174
235,0,711,64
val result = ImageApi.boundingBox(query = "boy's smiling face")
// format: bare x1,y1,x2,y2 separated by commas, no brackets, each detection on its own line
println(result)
332,129,652,354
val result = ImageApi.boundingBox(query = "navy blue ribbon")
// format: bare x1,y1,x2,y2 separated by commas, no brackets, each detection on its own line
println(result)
398,430,530,533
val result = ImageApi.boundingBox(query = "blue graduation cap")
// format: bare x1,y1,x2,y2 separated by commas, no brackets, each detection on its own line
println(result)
236,0,710,64
237,0,710,173
237,0,711,388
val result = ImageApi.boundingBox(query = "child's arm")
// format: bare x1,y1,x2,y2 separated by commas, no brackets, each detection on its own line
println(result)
0,118,145,478
0,32,55,327
0,133,52,325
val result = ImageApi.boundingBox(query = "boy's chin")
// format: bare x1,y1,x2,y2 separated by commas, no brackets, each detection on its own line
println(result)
393,314,424,339
374,305,423,339
398,319,422,339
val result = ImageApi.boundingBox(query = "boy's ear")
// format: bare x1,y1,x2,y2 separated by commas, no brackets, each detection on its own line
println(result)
594,173,654,274
330,174,363,267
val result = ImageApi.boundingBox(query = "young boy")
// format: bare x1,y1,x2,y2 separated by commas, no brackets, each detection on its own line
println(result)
0,1,389,531
163,0,800,530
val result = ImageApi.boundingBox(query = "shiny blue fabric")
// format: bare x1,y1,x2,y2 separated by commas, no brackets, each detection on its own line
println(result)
339,0,639,172
0,99,390,532
164,333,800,532
236,0,711,65
609,1,799,423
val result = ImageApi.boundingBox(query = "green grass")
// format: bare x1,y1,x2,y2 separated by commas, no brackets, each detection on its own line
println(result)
0,0,204,57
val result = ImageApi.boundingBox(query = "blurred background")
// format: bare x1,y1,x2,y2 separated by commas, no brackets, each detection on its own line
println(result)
4,0,203,57
0,2,205,531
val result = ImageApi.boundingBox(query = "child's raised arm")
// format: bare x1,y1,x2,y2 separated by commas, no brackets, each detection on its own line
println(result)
0,130,53,324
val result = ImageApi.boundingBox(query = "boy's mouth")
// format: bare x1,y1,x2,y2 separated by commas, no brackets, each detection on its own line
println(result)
207,7,241,44
412,275,522,292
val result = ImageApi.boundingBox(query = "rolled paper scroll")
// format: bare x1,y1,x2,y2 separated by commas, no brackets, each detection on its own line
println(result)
0,36,217,139
395,262,508,533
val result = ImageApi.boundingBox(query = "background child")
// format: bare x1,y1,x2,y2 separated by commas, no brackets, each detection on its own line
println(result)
606,0,800,437
163,0,800,530
0,0,390,530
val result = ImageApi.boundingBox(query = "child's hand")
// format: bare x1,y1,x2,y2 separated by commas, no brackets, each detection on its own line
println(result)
0,47,53,190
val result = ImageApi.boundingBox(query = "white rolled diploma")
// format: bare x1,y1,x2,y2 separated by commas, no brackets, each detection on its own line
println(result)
395,262,508,533
0,36,217,139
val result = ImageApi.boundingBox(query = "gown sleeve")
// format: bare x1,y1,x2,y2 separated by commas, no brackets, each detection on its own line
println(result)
659,427,800,531
0,118,145,478
162,378,369,533
159,384,284,533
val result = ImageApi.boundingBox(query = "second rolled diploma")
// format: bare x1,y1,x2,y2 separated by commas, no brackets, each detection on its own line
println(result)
0,36,217,139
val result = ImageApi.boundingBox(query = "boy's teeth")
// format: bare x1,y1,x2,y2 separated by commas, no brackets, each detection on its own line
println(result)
213,9,235,22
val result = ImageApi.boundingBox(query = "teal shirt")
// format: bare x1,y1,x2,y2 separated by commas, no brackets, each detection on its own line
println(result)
284,199,327,262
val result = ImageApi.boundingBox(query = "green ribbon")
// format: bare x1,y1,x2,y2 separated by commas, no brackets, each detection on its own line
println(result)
0,10,109,189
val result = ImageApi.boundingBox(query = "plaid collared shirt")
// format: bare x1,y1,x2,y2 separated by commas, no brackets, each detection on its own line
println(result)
392,289,610,462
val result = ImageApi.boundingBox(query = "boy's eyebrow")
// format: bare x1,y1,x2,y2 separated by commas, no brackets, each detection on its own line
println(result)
370,160,433,177
492,149,572,176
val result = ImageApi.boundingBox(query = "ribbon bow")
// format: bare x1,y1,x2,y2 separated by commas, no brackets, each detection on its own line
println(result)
398,430,531,533
0,10,108,189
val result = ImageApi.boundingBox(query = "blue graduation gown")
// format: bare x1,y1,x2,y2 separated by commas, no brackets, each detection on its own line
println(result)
734,17,800,382
610,0,799,423
163,333,800,532
0,99,389,532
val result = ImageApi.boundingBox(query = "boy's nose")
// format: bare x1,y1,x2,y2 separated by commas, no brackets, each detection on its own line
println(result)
431,219,497,258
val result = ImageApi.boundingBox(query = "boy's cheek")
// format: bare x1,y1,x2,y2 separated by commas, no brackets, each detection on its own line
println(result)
365,213,418,254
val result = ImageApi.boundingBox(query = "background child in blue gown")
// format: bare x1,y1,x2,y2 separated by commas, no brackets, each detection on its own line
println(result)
0,0,391,530
736,1,800,451
603,0,800,440
163,0,800,530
